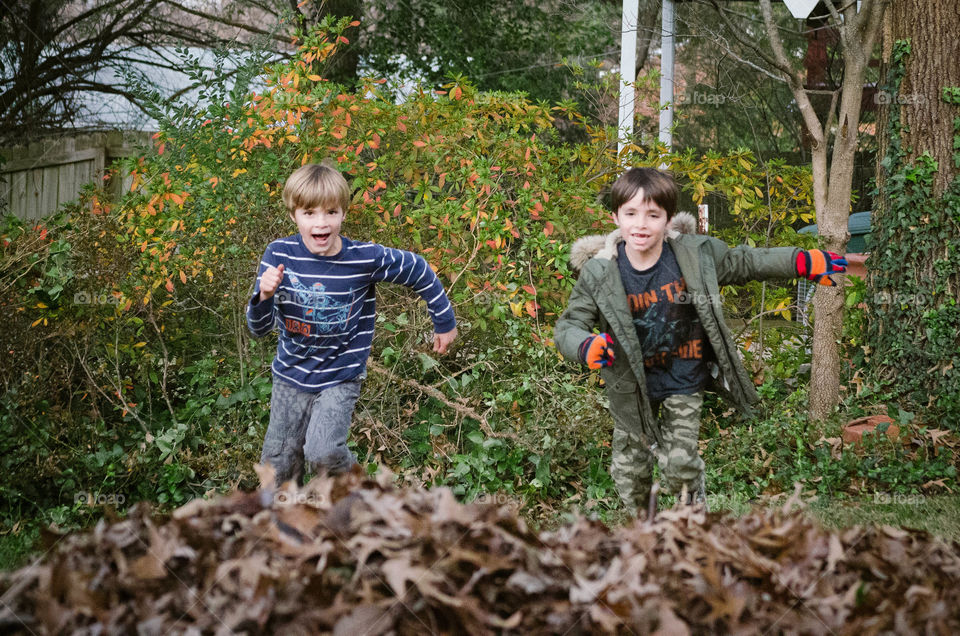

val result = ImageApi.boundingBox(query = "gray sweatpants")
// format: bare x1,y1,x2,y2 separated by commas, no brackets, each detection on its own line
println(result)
260,375,363,485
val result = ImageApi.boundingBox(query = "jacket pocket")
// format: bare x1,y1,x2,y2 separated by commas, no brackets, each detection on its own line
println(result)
601,366,638,394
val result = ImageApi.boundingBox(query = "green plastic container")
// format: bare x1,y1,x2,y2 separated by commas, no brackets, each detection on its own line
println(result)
798,211,871,253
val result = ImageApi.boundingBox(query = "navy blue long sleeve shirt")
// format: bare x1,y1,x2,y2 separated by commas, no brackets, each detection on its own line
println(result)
247,234,456,391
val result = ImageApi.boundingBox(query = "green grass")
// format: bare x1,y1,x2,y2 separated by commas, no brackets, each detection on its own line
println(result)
600,491,960,544
808,494,960,542
706,493,960,542
0,520,41,572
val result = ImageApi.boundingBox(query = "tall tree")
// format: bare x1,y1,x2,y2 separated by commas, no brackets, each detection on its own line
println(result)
697,0,888,420
866,0,960,422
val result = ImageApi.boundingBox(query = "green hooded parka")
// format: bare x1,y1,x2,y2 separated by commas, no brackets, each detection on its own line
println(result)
554,213,800,445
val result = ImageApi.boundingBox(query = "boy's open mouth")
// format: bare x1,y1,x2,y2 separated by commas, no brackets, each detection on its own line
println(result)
312,231,331,241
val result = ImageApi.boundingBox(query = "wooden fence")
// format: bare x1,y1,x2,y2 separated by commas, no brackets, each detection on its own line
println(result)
0,131,149,222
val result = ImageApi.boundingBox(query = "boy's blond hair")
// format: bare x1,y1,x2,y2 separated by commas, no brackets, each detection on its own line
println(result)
282,161,350,214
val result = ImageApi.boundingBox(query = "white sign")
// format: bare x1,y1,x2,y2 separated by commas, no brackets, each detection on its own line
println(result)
782,0,819,19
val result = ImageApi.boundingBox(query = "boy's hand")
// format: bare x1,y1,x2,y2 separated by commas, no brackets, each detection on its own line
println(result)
579,333,615,369
433,327,457,354
796,250,847,287
258,264,285,302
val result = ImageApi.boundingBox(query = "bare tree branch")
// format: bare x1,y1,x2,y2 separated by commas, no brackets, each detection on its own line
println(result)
0,0,294,142
704,0,792,76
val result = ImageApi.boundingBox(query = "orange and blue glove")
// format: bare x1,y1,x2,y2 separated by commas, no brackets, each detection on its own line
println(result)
796,250,847,287
578,333,615,369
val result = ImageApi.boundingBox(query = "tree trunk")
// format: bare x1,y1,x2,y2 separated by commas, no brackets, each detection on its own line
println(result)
296,0,361,85
867,0,960,419
323,0,361,85
880,0,959,195
806,4,878,421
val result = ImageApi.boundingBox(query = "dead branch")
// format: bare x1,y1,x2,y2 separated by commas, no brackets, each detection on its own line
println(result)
366,359,515,440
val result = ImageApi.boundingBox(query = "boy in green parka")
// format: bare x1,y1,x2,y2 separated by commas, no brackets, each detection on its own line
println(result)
554,168,846,512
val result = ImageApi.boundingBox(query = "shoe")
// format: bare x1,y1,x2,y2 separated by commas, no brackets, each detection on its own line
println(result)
694,473,706,505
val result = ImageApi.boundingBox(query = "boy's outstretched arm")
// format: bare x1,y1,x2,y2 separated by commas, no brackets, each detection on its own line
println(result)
712,238,847,287
372,245,457,348
710,238,802,286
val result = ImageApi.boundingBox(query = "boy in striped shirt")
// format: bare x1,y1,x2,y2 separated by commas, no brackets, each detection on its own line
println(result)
247,162,458,484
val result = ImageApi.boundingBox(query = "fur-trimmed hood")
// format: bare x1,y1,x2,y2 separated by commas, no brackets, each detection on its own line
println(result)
569,211,697,271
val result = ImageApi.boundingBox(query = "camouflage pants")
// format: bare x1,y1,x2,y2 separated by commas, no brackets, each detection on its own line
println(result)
611,419,656,511
654,392,705,500
611,391,704,510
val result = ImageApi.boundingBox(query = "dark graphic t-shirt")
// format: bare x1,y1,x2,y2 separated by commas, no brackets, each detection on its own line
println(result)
617,242,708,400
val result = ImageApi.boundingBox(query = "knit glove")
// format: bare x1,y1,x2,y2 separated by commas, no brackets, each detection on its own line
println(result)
796,250,847,287
578,333,615,369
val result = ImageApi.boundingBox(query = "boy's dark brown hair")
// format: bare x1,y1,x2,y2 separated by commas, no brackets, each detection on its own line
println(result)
609,168,677,219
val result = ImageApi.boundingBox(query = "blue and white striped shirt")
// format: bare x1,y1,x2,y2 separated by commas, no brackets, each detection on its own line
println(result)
247,235,456,391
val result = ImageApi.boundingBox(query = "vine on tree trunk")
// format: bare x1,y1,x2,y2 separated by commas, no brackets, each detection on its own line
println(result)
864,39,960,426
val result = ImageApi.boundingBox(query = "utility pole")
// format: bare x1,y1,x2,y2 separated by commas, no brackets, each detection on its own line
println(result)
618,0,639,160
658,0,675,150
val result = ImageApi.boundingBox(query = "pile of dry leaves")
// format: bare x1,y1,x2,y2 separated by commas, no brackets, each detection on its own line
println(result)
2,469,959,634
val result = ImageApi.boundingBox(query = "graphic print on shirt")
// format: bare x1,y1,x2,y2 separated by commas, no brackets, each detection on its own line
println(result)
626,278,704,370
286,274,354,337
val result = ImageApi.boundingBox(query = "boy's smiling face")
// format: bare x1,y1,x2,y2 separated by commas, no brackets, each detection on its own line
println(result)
612,188,669,264
291,204,344,256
